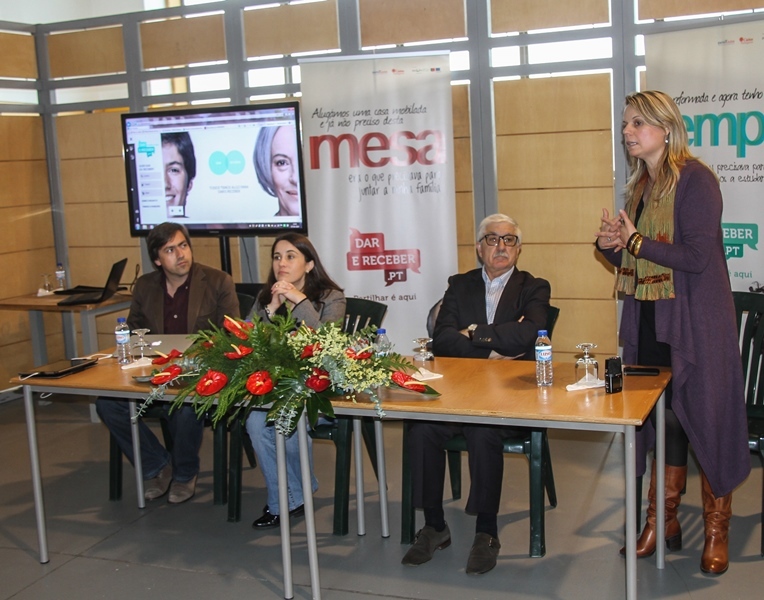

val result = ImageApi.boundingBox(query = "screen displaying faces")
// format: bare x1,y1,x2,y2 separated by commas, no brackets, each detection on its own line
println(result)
121,102,307,236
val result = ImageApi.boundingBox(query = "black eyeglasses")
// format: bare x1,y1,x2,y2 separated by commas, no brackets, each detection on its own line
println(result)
480,234,519,247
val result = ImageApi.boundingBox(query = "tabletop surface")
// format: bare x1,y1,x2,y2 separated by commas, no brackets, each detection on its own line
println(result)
12,356,670,428
0,292,132,312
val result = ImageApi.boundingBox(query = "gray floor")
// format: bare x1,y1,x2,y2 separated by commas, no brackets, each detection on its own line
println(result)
0,392,761,600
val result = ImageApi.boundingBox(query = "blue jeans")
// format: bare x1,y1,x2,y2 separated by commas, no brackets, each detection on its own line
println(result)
245,410,319,514
96,398,203,483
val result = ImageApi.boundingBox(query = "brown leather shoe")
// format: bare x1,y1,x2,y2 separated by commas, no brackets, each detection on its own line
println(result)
466,533,501,575
401,523,451,566
700,471,731,575
168,475,197,504
144,464,172,501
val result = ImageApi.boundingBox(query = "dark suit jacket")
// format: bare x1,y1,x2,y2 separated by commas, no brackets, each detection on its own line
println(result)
128,262,238,334
432,267,551,360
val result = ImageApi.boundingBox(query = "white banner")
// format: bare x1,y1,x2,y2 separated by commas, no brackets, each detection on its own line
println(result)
300,53,457,351
646,23,764,291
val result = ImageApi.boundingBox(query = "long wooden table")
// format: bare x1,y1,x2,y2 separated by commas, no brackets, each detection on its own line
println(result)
13,356,669,600
0,293,132,364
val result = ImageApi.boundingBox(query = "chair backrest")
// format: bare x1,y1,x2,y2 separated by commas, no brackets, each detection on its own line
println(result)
732,291,764,408
235,282,265,299
237,292,256,319
425,299,561,341
344,297,387,334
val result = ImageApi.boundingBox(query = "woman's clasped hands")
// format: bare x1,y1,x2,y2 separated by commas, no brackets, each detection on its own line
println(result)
596,208,637,252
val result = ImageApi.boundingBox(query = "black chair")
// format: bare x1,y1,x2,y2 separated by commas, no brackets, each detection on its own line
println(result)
226,297,388,529
400,305,560,558
732,291,764,556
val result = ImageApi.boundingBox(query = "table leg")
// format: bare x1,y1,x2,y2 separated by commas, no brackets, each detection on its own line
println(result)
62,312,78,358
352,418,366,536
529,429,545,557
655,389,666,569
23,385,49,563
625,426,637,600
79,311,99,357
128,401,145,509
298,416,321,599
28,310,48,367
374,419,389,538
277,427,293,599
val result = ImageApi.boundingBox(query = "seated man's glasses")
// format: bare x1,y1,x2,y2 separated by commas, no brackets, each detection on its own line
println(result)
480,234,519,247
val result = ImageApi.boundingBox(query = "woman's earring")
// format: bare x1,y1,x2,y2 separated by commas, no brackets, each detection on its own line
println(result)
665,134,669,144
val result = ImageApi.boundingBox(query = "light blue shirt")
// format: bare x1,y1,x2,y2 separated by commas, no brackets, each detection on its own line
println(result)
482,266,514,324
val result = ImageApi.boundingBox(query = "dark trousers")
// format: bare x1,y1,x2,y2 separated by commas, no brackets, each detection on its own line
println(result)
408,421,506,515
96,398,203,482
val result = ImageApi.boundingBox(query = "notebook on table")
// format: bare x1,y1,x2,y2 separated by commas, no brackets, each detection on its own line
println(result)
57,259,128,307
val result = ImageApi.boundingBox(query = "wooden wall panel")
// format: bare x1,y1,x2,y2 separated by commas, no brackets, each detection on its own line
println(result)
491,0,610,34
244,0,338,58
359,0,466,47
520,244,615,300
452,84,470,138
453,137,472,192
639,0,764,20
0,31,38,79
457,244,476,274
497,131,612,189
495,74,612,135
499,188,614,244
455,191,475,246
0,161,50,207
64,203,136,249
47,26,125,79
0,335,65,386
60,157,127,205
140,14,226,70
0,206,55,255
56,112,124,159
0,116,46,161
0,247,58,299
551,298,618,362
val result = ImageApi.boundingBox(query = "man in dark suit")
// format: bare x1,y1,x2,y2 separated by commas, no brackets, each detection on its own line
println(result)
402,214,550,574
96,222,238,504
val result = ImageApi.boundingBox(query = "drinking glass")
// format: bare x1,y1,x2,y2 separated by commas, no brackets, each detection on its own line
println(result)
131,328,151,359
413,337,433,362
575,343,599,383
41,274,52,292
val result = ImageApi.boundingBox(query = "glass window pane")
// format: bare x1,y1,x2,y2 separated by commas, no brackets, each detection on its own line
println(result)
53,83,128,104
491,46,521,68
189,71,230,92
450,50,470,71
247,67,286,88
0,88,39,104
528,37,611,64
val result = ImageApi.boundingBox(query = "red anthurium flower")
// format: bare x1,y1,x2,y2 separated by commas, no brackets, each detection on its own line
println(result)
151,348,183,365
391,371,426,393
300,343,322,359
246,371,274,395
224,344,253,359
196,370,228,396
150,364,183,385
223,315,254,340
345,347,373,360
202,341,214,349
305,368,331,392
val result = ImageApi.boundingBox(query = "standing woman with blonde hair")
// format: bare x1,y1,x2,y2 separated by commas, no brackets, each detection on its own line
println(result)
596,90,749,574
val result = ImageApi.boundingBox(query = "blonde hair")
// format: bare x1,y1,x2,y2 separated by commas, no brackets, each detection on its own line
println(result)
622,90,697,204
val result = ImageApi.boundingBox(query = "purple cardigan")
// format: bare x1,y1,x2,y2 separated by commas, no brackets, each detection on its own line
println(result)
600,160,750,497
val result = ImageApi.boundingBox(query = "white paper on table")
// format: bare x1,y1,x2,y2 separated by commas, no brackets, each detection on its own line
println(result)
412,367,443,381
566,377,606,392
121,357,154,370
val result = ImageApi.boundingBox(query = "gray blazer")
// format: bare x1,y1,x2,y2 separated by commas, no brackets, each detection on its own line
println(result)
250,288,346,329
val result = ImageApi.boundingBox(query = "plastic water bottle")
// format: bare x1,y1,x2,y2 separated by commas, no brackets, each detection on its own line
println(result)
115,317,132,364
374,328,393,356
55,262,66,289
535,329,553,387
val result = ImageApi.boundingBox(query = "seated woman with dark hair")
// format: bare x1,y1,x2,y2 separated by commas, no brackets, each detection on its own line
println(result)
246,232,345,529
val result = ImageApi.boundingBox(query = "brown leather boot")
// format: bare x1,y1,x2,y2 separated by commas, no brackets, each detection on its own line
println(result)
621,460,687,558
700,471,732,575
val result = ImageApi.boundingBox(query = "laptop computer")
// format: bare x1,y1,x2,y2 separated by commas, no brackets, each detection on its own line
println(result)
57,258,128,307
18,357,99,379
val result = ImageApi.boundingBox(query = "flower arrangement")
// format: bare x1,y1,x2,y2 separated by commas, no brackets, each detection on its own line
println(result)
139,312,438,436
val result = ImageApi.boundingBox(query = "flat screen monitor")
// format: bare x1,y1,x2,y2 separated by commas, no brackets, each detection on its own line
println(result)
121,101,307,237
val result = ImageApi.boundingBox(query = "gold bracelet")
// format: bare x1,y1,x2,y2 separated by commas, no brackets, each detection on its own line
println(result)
626,232,638,254
631,235,645,258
